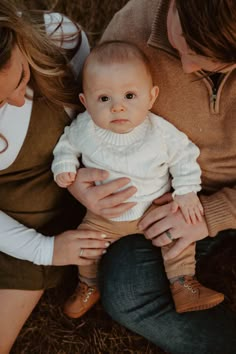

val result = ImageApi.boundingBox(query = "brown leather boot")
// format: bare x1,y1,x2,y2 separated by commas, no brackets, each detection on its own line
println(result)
64,282,100,318
170,276,224,313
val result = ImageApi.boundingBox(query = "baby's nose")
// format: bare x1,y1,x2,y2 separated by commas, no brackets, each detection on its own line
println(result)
111,102,125,112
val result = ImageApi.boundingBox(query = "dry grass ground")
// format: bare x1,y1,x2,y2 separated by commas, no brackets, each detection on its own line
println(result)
16,0,130,46
11,272,163,353
10,1,236,353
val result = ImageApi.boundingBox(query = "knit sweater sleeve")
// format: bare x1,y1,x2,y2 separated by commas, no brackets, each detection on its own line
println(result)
158,117,201,195
52,114,85,179
199,187,236,237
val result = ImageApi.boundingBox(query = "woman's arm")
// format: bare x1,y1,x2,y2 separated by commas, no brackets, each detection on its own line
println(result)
0,211,109,266
0,211,54,265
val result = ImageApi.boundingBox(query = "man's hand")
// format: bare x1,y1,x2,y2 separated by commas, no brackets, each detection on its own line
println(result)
138,193,209,260
68,167,137,218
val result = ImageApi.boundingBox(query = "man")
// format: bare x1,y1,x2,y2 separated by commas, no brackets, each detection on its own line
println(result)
70,1,236,353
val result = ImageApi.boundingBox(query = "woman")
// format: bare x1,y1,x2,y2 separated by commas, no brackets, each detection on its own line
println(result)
0,1,109,352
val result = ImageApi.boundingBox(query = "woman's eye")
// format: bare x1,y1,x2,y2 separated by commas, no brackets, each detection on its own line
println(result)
99,96,110,102
125,93,136,99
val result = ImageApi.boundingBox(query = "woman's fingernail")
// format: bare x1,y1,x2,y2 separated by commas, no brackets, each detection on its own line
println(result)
102,250,107,254
105,242,110,247
101,234,107,238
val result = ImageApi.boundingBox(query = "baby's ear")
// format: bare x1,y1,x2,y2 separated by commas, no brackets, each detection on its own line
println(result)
79,93,87,109
149,85,159,108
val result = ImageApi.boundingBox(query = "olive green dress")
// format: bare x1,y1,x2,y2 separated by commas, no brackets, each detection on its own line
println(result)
0,100,85,290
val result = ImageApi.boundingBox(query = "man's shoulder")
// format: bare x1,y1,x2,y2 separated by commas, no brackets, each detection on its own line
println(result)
102,0,159,43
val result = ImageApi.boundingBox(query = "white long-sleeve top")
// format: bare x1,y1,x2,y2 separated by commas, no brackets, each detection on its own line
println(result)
0,13,90,265
52,111,201,221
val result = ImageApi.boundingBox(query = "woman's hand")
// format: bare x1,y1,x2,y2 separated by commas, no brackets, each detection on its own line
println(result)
138,193,209,261
52,229,110,266
68,167,137,218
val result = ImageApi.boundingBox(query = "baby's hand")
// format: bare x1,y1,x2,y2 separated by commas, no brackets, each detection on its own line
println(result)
55,172,76,188
171,192,204,224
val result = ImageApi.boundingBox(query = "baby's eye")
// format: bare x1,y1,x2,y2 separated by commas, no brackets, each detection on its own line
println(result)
99,96,110,102
125,93,136,99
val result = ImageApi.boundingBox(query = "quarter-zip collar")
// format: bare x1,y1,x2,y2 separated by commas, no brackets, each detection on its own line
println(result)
194,71,232,114
148,0,177,57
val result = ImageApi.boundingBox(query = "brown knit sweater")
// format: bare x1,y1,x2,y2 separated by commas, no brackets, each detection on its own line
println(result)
102,0,236,236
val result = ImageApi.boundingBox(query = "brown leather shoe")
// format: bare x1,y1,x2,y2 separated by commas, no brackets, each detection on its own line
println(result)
170,276,224,313
64,282,100,318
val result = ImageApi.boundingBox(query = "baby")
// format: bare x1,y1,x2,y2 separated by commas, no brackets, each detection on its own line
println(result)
52,40,224,318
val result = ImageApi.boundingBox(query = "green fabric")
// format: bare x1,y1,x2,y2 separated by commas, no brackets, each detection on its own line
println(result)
0,100,85,290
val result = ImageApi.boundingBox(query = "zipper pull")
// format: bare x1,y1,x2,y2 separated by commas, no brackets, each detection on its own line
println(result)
211,87,217,104
210,87,217,111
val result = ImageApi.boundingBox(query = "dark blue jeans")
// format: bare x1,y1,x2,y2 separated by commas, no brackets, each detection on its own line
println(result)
99,231,236,354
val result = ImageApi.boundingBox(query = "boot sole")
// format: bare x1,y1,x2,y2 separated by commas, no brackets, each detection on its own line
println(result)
176,295,224,314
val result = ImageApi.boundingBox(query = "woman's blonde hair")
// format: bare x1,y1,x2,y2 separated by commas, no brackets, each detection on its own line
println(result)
0,0,82,109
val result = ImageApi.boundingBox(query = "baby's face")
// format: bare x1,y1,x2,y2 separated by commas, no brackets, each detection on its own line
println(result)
79,59,158,134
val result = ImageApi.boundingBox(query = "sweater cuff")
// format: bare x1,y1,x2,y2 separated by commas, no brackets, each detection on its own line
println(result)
52,162,77,181
200,193,235,237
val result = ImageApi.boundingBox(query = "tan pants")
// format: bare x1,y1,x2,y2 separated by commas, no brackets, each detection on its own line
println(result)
78,209,196,282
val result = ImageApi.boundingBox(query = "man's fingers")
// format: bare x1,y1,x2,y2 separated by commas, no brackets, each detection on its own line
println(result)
101,202,137,218
98,185,137,208
153,192,173,206
76,167,109,183
171,201,179,213
139,203,171,231
151,230,175,247
143,216,172,240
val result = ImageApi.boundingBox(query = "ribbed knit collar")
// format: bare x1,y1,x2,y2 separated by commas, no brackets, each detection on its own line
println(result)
93,117,150,146
148,0,178,57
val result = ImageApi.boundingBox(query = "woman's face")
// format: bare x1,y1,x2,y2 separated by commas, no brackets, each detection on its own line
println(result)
167,0,236,74
0,45,30,107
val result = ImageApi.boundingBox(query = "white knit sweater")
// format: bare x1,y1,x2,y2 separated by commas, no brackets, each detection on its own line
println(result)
52,111,201,221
